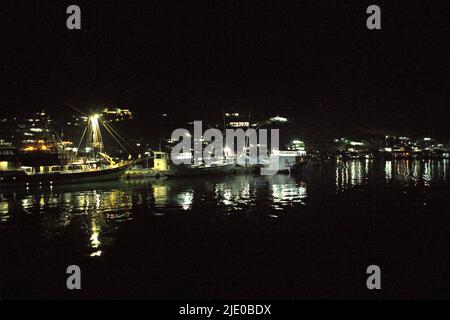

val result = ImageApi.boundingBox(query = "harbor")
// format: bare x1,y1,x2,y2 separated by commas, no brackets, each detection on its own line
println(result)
2,110,449,299
1,158,449,298
1,110,449,188
2,1,449,301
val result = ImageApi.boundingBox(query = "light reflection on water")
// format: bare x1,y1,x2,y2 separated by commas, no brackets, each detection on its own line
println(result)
1,159,448,257
334,159,449,190
1,160,448,218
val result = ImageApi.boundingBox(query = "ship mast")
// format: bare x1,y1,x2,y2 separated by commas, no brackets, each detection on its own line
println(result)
87,114,104,155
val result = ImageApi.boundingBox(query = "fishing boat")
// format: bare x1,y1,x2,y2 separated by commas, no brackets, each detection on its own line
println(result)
0,161,131,188
126,151,235,178
172,160,236,177
259,150,306,174
125,151,172,179
0,114,133,188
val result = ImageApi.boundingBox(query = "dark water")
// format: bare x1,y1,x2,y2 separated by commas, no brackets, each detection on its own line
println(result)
1,159,449,299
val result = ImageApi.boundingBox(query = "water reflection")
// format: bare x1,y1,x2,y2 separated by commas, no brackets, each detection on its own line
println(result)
335,160,370,190
1,160,448,217
385,159,449,187
148,175,308,212
271,176,307,210
90,219,102,257
214,176,254,211
1,159,448,257
334,159,449,190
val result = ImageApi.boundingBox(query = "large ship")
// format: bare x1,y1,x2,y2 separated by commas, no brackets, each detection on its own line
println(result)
0,114,132,188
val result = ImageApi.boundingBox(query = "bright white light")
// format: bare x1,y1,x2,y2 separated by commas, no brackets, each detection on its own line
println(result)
224,146,233,156
174,152,192,160
270,116,288,122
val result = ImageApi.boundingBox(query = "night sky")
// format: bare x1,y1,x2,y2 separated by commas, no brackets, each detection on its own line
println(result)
1,1,449,142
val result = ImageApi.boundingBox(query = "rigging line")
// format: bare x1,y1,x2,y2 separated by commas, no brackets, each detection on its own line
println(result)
102,121,129,147
103,121,134,148
76,123,89,155
101,121,130,155
104,123,136,155
48,119,64,145
103,122,137,153
97,118,104,151
61,100,88,116
103,124,130,156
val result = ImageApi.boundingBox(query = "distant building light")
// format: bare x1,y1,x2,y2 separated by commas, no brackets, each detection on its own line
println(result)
350,141,364,146
229,121,249,127
270,116,288,123
22,146,37,151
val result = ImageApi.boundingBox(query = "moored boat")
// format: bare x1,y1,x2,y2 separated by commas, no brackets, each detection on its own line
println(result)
172,161,236,177
0,112,134,188
259,150,306,175
0,161,132,188
125,151,172,179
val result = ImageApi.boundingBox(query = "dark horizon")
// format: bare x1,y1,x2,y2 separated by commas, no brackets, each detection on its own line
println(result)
1,1,449,141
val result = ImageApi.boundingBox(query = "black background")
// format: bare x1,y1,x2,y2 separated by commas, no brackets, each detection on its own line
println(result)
1,1,449,141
